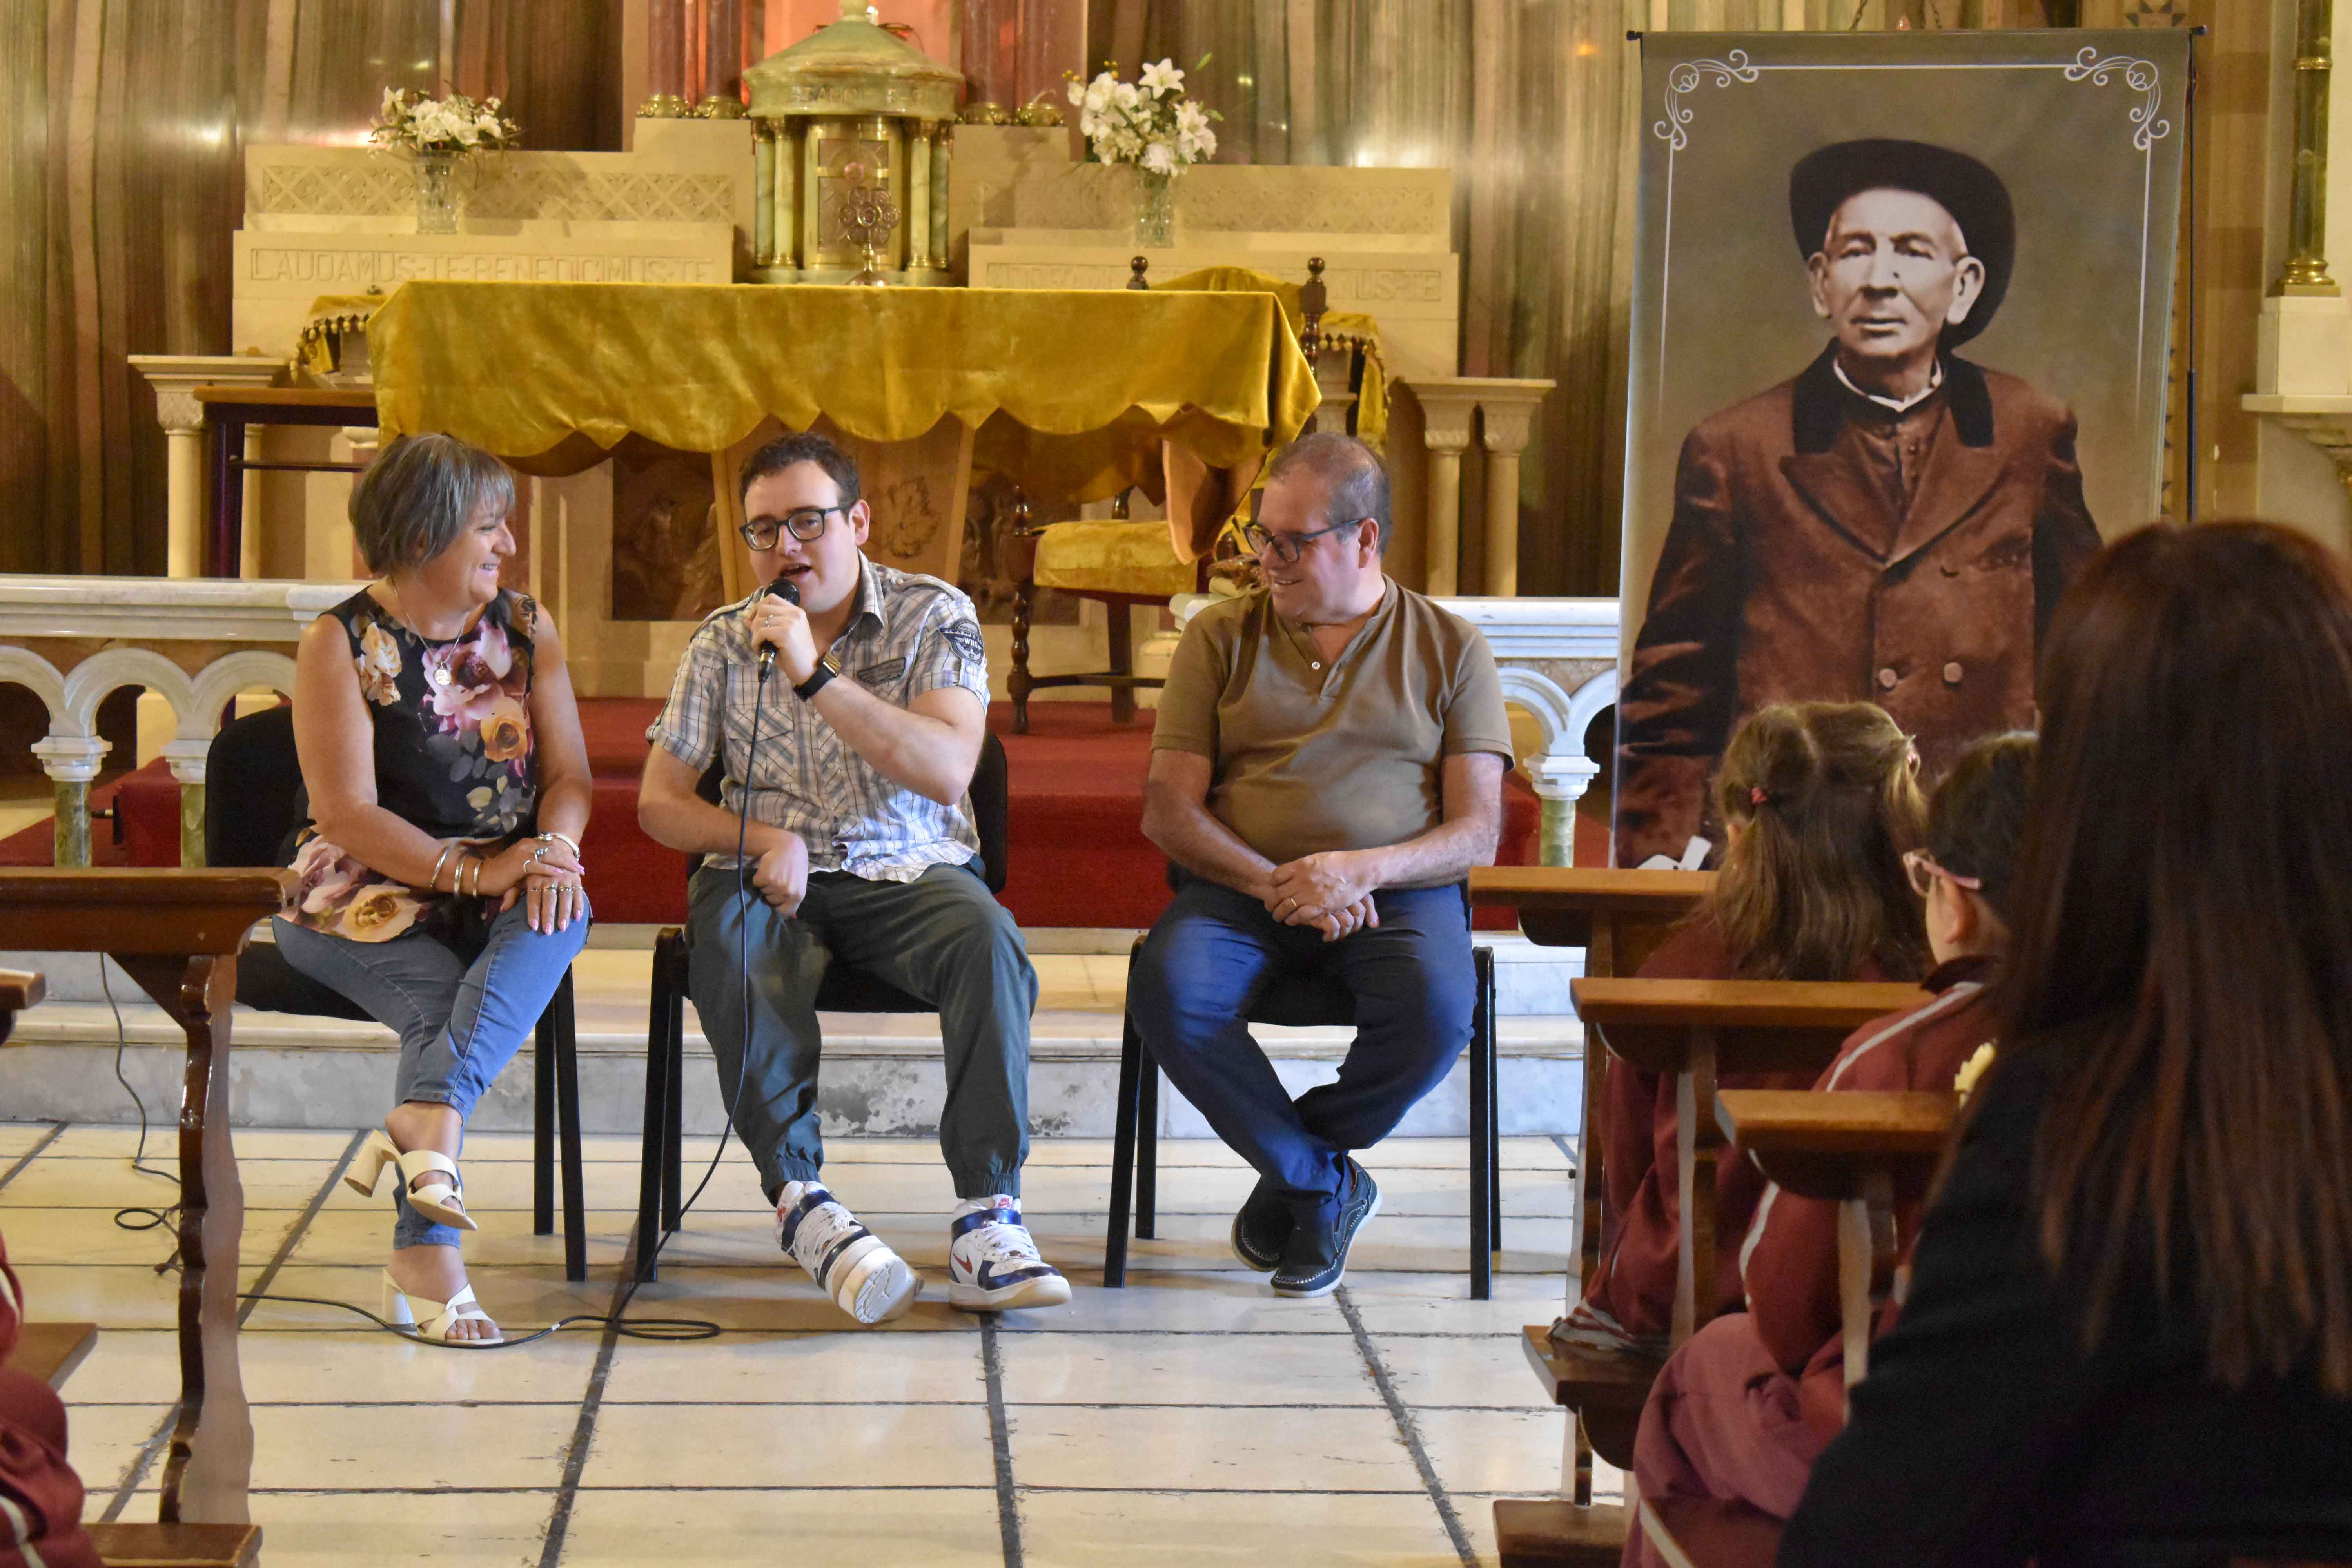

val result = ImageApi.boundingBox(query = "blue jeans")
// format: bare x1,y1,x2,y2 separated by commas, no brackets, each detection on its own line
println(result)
1128,874,1474,1225
272,902,589,1248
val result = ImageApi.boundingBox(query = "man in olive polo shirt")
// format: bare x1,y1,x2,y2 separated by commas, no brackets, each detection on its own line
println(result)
1133,432,1513,1297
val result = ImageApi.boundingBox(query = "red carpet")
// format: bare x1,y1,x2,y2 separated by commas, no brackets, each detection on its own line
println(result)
56,700,1540,931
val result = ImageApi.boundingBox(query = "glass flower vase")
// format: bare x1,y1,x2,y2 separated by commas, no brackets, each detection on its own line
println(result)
413,150,461,234
1132,167,1174,249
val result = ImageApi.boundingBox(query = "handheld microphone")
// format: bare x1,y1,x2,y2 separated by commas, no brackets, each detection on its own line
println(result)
754,574,800,681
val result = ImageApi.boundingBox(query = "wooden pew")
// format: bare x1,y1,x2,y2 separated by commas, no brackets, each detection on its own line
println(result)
1499,976,1924,1567
84,1523,262,1568
6,1321,97,1390
1469,871,1709,1561
1637,1087,1959,1568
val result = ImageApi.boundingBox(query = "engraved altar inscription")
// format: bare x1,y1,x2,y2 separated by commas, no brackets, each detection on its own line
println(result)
245,249,722,286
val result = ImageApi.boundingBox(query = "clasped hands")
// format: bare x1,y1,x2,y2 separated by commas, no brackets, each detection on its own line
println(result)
470,835,587,933
1263,850,1381,942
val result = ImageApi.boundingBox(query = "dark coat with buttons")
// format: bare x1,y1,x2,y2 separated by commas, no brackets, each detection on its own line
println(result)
1613,345,2100,867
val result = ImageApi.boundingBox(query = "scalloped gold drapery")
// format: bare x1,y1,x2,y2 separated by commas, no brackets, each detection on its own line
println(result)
367,280,1319,533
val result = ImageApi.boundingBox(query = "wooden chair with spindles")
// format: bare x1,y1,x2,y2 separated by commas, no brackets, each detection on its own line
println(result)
1495,976,1926,1568
1000,255,1382,732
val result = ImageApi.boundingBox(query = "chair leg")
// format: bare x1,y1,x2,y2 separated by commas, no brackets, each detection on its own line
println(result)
637,944,677,1284
661,980,686,1232
1488,969,1504,1247
1470,947,1499,1299
1010,578,1036,735
1106,1011,1144,1289
1107,601,1135,725
1136,1042,1160,1240
533,1002,556,1237
550,972,586,1284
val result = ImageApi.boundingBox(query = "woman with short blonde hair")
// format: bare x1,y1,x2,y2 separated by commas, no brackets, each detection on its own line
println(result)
274,432,594,1345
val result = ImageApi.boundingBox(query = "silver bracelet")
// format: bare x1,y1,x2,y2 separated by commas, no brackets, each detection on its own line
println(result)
538,830,581,857
429,841,460,892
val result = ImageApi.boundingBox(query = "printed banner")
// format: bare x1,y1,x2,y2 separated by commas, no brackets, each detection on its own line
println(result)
1612,29,2190,869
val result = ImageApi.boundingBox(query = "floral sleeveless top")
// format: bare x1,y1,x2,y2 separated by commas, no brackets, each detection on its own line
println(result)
283,587,539,943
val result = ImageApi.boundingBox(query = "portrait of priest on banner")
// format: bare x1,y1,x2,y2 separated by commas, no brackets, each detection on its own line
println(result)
1614,137,2101,869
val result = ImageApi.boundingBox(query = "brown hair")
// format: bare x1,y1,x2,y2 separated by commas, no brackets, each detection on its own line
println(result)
1702,702,1929,981
350,433,515,576
2002,521,2352,1394
1926,730,2036,926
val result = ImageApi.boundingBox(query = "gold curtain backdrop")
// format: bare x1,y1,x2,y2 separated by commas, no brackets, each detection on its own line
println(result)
0,0,619,578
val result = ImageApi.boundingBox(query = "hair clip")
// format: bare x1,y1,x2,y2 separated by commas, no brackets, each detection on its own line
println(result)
1750,786,1769,806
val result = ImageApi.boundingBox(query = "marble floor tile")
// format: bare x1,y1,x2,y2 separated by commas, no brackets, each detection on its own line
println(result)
598,1328,986,1405
230,1488,556,1568
1374,1330,1566,1411
1340,1272,1573,1339
581,1399,997,1489
1007,1404,1425,1493
250,1401,579,1491
59,1402,172,1496
0,1205,303,1267
1408,1405,1583,1498
561,1487,1004,1566
63,1326,602,1406
1019,1486,1465,1567
996,1330,1379,1407
993,1270,1348,1335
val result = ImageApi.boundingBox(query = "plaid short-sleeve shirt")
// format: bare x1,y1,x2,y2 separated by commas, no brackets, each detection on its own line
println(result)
647,555,992,880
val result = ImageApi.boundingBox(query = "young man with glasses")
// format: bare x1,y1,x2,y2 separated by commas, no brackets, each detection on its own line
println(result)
1132,432,1515,1296
637,430,1067,1323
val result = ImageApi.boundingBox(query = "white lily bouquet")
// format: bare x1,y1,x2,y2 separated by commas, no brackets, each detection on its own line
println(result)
369,88,521,156
371,88,520,234
1066,58,1218,177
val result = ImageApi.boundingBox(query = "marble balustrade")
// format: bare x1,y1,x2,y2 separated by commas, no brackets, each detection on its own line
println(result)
0,576,361,867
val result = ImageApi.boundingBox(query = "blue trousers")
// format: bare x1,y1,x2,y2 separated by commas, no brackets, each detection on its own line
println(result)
273,902,588,1248
1128,874,1474,1223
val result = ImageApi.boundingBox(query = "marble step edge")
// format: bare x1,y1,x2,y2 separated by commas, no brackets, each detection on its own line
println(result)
10,1002,1587,1062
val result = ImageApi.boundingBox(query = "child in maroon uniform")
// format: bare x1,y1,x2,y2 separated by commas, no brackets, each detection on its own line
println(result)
0,1230,100,1568
1563,702,1931,1357
1618,731,2032,1566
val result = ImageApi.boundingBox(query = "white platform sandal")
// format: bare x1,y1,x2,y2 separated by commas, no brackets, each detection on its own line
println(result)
380,1269,502,1345
344,1129,479,1232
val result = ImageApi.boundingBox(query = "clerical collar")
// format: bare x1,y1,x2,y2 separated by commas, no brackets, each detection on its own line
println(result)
1833,358,1944,414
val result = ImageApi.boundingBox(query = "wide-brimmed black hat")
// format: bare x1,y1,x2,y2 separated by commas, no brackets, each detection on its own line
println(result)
1789,138,2014,345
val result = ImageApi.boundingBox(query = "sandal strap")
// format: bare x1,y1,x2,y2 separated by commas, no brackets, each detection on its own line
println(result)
419,1284,495,1342
395,1149,464,1196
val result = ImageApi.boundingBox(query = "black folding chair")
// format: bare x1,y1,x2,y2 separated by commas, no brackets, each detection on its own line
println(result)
633,731,1012,1281
1105,888,1503,1299
205,705,588,1282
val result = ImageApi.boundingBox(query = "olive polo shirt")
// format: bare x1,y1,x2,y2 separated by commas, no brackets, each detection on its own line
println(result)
1151,579,1515,877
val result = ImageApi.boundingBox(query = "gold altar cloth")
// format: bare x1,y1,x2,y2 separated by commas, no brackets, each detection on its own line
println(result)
1157,267,1389,451
367,281,1320,530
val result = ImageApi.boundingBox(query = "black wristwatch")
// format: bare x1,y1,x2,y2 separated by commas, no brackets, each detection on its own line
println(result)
793,653,841,701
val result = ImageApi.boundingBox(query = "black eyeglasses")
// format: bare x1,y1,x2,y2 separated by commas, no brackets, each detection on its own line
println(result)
739,506,843,551
1240,517,1367,565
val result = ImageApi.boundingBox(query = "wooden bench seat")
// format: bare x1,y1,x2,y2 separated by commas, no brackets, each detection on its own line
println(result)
86,1521,261,1568
5,1321,97,1388
1494,1499,1634,1568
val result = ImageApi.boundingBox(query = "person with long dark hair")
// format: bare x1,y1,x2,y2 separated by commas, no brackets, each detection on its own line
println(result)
1784,523,2352,1564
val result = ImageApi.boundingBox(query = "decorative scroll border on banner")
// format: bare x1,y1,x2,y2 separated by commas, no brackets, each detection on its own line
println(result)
1649,45,2175,412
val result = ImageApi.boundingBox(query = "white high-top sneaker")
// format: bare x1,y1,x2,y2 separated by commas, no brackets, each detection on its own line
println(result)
776,1181,920,1325
947,1198,1071,1311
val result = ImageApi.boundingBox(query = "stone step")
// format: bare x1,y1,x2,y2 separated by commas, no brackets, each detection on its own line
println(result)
0,934,1589,1138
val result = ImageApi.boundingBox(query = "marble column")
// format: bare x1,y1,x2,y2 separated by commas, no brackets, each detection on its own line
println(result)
1411,383,1482,597
1526,754,1598,868
31,737,108,868
699,0,748,116
1475,381,1555,597
163,740,211,867
130,356,279,579
642,0,691,116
